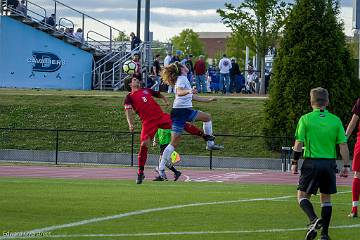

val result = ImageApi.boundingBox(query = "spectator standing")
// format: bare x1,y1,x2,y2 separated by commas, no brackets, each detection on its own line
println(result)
164,52,172,67
130,32,141,51
151,54,161,91
194,55,207,93
218,54,232,94
246,65,257,93
345,97,360,218
229,58,241,93
185,54,194,85
291,87,349,240
16,0,26,15
170,50,182,64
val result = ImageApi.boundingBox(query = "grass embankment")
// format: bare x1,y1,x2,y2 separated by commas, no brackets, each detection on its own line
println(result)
0,89,284,157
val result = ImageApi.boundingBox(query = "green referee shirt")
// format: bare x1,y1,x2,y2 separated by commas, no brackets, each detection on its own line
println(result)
155,128,171,145
295,108,347,159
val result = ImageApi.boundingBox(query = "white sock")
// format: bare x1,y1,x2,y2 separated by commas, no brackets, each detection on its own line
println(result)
159,144,174,172
203,121,214,146
353,201,359,207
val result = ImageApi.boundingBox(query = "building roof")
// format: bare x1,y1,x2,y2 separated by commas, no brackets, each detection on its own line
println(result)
196,32,232,39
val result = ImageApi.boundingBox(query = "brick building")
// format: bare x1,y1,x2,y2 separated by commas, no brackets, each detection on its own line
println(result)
196,32,232,59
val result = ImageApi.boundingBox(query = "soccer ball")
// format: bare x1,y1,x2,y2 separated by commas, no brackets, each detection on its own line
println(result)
122,60,137,74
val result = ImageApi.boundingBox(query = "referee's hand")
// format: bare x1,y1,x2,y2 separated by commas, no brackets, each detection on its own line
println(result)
291,164,298,174
339,167,350,178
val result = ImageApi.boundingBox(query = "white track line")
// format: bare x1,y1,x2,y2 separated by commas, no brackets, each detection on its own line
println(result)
0,195,293,239
4,224,360,239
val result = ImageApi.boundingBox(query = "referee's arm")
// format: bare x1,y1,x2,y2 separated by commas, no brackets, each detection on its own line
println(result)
339,143,350,177
291,140,303,174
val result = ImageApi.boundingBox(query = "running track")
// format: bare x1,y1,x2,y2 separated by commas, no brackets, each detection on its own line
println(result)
0,165,353,186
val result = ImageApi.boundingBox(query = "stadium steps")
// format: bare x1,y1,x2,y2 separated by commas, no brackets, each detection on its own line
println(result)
1,0,134,90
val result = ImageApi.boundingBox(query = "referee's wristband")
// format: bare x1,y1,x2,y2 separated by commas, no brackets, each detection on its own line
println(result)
291,160,298,165
293,151,301,161
344,165,350,168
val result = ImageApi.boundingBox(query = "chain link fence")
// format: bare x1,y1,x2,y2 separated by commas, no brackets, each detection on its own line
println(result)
0,127,354,170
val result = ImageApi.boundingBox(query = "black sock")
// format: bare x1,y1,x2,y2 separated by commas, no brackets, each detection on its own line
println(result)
168,166,178,173
299,198,317,222
321,204,332,236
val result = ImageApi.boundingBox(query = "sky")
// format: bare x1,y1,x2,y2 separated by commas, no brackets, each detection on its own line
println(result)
50,0,354,41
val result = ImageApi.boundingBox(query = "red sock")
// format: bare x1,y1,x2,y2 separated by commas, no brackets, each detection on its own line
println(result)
184,123,203,137
352,178,360,213
138,145,148,175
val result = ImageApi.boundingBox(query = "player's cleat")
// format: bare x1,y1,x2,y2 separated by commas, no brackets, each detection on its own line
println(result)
174,171,182,181
136,173,145,184
153,175,167,181
206,144,224,151
348,212,358,218
319,234,330,240
305,218,323,240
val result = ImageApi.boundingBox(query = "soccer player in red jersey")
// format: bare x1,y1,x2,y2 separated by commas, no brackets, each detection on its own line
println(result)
124,77,211,184
346,97,360,218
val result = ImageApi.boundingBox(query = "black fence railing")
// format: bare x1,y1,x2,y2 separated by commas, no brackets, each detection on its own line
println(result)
0,128,354,170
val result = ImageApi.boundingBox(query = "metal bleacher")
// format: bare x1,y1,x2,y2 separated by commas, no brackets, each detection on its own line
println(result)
0,0,148,90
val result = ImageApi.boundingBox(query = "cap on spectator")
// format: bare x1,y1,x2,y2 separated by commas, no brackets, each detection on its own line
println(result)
176,50,182,55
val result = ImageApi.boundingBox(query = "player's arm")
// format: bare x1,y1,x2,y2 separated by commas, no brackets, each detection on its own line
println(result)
192,94,216,103
124,105,135,132
176,86,194,96
345,114,359,138
159,93,170,106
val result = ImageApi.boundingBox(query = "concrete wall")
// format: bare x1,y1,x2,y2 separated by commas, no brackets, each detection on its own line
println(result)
0,16,93,90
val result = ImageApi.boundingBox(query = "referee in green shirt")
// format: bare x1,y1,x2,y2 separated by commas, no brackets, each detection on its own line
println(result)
291,87,350,240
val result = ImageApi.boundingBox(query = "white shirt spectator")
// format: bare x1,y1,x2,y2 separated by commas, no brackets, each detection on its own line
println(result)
164,54,172,67
218,57,232,74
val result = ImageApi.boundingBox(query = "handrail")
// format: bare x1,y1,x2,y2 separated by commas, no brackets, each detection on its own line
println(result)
92,42,128,73
54,0,123,33
87,30,111,42
58,17,74,29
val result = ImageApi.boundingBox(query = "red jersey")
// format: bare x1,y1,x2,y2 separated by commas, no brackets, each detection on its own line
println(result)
124,88,165,122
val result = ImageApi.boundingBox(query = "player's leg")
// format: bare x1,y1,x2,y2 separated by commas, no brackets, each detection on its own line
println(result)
350,144,360,217
136,122,158,184
193,111,223,150
319,194,332,240
350,171,360,217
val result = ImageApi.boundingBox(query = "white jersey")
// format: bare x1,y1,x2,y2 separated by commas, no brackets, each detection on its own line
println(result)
173,76,193,108
164,55,172,66
218,57,232,74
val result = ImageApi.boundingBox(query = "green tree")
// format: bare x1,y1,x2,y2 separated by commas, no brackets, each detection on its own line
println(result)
217,0,291,94
171,29,204,57
114,31,129,41
263,0,360,146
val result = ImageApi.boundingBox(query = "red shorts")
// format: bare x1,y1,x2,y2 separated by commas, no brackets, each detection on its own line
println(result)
353,139,360,172
140,113,172,142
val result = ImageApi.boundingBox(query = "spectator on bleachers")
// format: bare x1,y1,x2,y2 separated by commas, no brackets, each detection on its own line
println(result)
7,0,19,12
73,28,83,42
46,13,56,27
16,0,26,15
170,50,182,64
130,32,141,51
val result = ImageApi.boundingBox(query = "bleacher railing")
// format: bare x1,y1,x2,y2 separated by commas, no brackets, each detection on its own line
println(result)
1,0,126,53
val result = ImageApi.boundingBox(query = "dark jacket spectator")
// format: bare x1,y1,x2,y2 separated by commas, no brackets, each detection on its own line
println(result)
46,14,56,27
230,59,241,76
16,0,26,15
7,0,19,10
130,32,141,51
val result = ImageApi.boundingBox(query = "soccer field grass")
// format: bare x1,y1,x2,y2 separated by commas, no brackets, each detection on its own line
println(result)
0,177,358,240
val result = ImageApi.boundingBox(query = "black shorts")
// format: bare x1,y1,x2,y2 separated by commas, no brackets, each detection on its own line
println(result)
160,144,168,155
297,159,337,195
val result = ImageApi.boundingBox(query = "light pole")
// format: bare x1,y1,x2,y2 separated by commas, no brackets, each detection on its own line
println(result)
137,0,141,38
